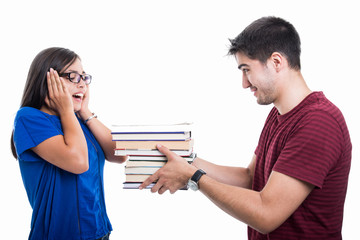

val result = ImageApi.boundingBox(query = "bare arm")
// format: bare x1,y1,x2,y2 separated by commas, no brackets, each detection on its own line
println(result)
77,87,126,164
33,69,88,174
192,154,256,188
140,146,255,193
199,171,313,233
141,145,314,234
80,111,127,163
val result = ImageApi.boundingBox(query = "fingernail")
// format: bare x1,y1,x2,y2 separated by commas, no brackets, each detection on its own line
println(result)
157,144,162,148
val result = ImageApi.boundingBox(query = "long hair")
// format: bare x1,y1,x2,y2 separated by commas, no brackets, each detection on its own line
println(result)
11,47,79,159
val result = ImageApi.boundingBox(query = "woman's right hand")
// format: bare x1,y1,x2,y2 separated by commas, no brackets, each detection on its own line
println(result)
45,68,74,116
33,68,89,174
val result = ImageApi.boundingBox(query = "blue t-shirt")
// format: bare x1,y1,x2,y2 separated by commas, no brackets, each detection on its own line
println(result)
13,107,112,240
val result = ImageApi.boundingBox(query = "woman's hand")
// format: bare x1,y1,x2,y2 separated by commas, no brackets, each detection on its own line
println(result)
81,85,90,112
45,68,74,116
77,85,92,121
34,68,89,174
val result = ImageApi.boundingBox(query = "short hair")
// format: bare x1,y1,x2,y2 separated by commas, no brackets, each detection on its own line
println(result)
228,16,301,70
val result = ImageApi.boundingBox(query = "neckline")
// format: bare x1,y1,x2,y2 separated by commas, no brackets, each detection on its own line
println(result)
276,91,323,123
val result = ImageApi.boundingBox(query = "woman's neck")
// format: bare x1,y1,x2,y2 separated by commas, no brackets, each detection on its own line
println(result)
39,105,58,116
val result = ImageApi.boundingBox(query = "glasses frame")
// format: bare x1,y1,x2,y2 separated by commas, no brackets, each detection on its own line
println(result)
59,72,92,85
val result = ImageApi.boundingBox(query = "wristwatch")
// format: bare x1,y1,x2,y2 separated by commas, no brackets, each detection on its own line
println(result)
187,169,206,191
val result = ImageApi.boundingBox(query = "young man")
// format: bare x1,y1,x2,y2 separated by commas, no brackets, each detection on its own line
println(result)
140,16,352,239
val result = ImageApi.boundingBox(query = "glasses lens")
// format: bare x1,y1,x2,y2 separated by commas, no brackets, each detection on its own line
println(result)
69,73,81,83
64,72,91,84
84,75,92,85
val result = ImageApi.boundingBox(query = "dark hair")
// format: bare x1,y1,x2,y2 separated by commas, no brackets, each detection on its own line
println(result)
228,16,301,70
11,47,79,159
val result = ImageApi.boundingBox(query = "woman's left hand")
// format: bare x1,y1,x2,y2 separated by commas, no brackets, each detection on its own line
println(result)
77,86,92,121
81,85,90,112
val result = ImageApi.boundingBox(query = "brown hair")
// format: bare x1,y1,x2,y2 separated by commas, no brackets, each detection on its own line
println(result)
11,47,79,159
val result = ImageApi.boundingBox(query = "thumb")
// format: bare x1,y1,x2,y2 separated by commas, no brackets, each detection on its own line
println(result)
44,96,51,108
157,144,175,160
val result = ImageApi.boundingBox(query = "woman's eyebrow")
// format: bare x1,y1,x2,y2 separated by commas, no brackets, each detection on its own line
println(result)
65,69,86,74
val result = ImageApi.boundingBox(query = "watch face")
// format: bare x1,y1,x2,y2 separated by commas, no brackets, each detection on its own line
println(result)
188,180,199,191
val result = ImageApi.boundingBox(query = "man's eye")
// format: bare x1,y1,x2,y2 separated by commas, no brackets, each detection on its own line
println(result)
242,69,249,73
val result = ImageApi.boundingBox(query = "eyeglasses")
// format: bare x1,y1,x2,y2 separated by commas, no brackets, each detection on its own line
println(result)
59,72,92,85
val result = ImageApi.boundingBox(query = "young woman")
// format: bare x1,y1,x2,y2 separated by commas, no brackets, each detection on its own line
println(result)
11,47,127,240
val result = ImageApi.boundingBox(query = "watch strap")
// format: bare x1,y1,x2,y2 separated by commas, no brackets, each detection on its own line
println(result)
191,169,206,184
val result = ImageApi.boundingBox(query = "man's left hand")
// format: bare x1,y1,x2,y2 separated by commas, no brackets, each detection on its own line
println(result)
139,144,197,194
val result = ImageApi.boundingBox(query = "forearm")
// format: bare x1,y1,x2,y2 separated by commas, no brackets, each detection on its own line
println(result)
198,170,313,234
199,175,273,234
193,157,252,188
60,111,88,160
83,113,127,163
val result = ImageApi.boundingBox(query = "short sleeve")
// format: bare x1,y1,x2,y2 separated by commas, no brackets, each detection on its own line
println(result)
13,107,61,159
273,111,343,188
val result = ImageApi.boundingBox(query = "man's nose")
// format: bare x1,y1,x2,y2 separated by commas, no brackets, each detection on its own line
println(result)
242,76,251,89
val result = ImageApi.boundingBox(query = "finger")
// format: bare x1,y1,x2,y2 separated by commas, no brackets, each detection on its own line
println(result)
52,69,63,92
55,71,68,93
47,71,54,97
82,87,90,107
151,180,165,194
169,188,178,194
59,76,70,94
156,144,176,160
158,186,167,195
44,96,50,107
139,172,159,190
49,68,60,94
83,86,90,100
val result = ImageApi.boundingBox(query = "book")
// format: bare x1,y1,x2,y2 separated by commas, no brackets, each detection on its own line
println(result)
111,122,193,141
112,122,193,132
123,182,188,190
123,182,155,189
115,139,194,150
115,148,193,156
126,160,167,167
112,132,191,141
125,166,161,175
125,174,153,182
111,122,195,190
128,155,168,161
128,153,196,161
125,159,193,168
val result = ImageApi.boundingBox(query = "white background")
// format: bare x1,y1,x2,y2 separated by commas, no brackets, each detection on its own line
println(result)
1,0,359,239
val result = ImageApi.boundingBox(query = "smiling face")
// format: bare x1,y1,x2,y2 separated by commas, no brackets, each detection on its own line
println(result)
235,52,278,105
61,58,87,112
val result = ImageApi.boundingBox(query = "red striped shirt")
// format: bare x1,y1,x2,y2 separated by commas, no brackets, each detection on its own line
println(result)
250,92,352,240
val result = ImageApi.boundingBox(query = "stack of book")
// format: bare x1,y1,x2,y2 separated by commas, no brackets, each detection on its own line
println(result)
111,123,196,189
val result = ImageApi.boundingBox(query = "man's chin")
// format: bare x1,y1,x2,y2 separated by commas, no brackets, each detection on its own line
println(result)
257,97,273,105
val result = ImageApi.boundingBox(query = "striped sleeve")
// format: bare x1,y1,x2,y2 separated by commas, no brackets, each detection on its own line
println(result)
273,110,343,188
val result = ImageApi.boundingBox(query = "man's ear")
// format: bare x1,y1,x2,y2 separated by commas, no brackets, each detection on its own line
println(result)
269,52,286,72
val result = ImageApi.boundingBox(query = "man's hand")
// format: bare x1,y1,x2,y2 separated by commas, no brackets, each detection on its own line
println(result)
139,144,197,194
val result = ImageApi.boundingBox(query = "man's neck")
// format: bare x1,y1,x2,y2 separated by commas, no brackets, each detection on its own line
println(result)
274,71,312,115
